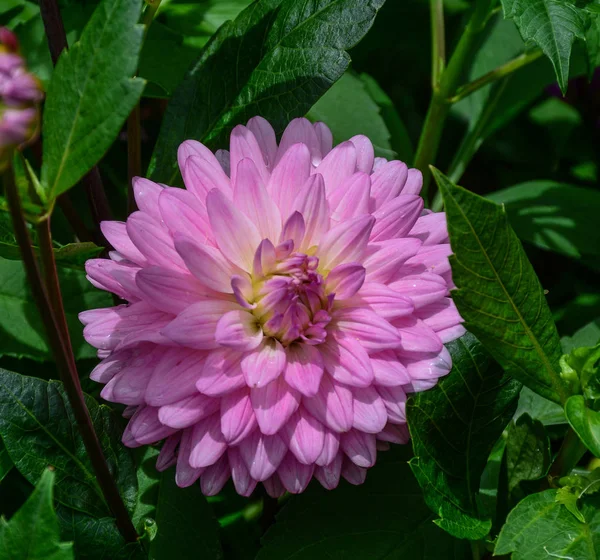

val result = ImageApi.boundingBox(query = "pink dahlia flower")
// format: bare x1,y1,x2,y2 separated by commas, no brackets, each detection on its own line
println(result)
81,117,464,496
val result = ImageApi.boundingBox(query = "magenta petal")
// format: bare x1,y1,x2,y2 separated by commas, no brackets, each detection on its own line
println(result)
158,393,219,429
335,307,401,351
132,177,164,220
85,259,140,301
395,318,443,353
303,375,353,433
377,385,407,423
247,116,277,169
239,431,287,481
349,135,374,174
177,139,229,189
240,338,286,387
351,282,414,320
263,473,285,498
341,430,376,467
370,160,408,210
416,297,463,334
100,221,147,266
409,212,449,246
292,173,329,249
156,433,181,472
158,187,213,244
378,422,410,444
162,300,239,350
370,350,411,386
129,406,177,445
325,262,366,300
189,413,227,468
341,459,367,485
230,125,270,186
352,386,387,433
278,454,314,494
370,195,424,242
401,168,423,195
252,238,277,278
315,453,343,489
282,409,325,465
315,430,340,467
175,428,205,487
320,334,374,387
197,349,246,396
215,309,263,352
183,155,231,202
313,122,333,156
388,272,448,308
220,388,257,445
315,141,357,194
404,244,453,276
251,375,300,435
330,172,371,223
318,215,375,270
269,143,311,217
102,348,159,405
280,211,306,249
284,344,324,397
363,238,422,284
229,447,257,497
200,455,231,496
276,117,322,166
405,345,452,382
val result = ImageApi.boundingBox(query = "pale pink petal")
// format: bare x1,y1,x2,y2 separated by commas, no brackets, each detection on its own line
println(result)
230,125,270,185
334,307,401,351
325,263,366,300
132,177,164,220
363,238,422,284
318,215,374,270
183,155,230,201
377,385,407,424
409,212,449,246
178,139,228,182
200,455,231,496
313,122,333,157
281,408,325,465
159,187,213,245
291,173,329,249
128,406,178,445
437,324,466,343
320,333,374,387
280,211,306,249
370,195,424,241
415,298,463,334
240,337,286,387
85,259,140,301
251,375,300,435
189,413,227,468
330,172,371,223
303,375,353,433
268,143,311,217
284,343,324,397
341,430,376,467
277,454,314,494
404,244,452,276
90,348,133,383
404,346,452,381
349,135,374,173
276,118,321,166
229,448,257,497
196,349,246,396
158,393,219,429
253,238,277,278
388,272,448,308
348,282,414,320
314,141,357,195
370,351,411,386
100,221,147,266
206,189,261,271
220,388,257,445
370,160,408,210
352,386,387,433
394,317,444,354
247,116,277,170
239,431,287,482
402,168,423,195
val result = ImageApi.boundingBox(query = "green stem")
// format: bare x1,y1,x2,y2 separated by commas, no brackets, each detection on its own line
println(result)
549,428,587,480
430,0,445,89
142,0,162,36
414,0,495,201
4,163,138,543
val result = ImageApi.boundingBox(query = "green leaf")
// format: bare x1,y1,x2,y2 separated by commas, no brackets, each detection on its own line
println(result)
148,0,386,184
495,490,600,558
307,71,396,160
565,395,600,457
562,320,600,354
506,414,551,493
407,332,521,540
56,508,145,560
560,343,600,405
257,446,471,559
433,168,569,405
516,386,565,425
0,257,112,361
0,469,74,560
556,486,586,522
0,439,12,483
0,368,137,518
41,0,145,200
488,182,600,261
132,448,223,559
501,0,588,93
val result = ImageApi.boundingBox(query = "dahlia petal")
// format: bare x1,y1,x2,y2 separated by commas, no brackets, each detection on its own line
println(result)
215,149,230,175
404,244,452,276
183,155,230,201
303,375,353,433
159,187,213,244
100,221,147,266
315,453,343,490
102,349,158,405
136,266,206,315
197,349,246,396
247,116,277,169
229,447,257,497
206,189,261,271
276,118,321,166
158,393,219,429
291,173,329,249
352,386,388,433
318,215,375,270
230,125,270,185
320,333,374,387
349,135,374,173
89,348,132,383
174,233,238,293
263,473,286,498
85,259,140,301
175,429,205,487
363,238,422,284
231,275,254,309
404,345,452,381
409,212,449,246
233,157,282,241
109,267,143,301
370,351,411,386
350,282,414,320
313,122,333,157
239,431,287,482
315,430,340,467
377,385,407,423
189,413,227,468
416,298,463,334
177,139,228,184
370,160,408,209
128,406,178,445
370,195,424,242
341,430,376,468
132,177,164,220
252,238,277,278
282,409,325,465
162,301,239,350
284,344,324,397
126,211,185,270
220,388,257,445
200,455,231,496
388,272,448,308
278,455,314,494
402,168,423,195
280,211,306,249
330,172,371,223
437,324,467,343
325,263,366,300
335,307,401,351
378,422,410,444
395,318,444,354
240,337,286,387
268,143,311,217
314,141,357,195
156,433,181,472
146,348,206,406
251,375,300,435
341,460,367,485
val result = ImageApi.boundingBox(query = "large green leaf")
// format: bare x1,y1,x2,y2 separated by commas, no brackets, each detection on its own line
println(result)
433,168,569,405
501,0,589,93
257,446,470,559
0,439,12,483
0,257,112,361
148,0,386,184
41,0,145,200
307,71,396,160
0,368,137,518
488,182,600,261
565,395,600,457
515,386,565,425
0,469,74,560
132,448,223,559
506,413,551,493
56,508,145,560
495,490,600,558
407,332,521,540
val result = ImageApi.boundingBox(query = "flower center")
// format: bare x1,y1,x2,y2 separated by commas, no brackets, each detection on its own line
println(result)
249,244,333,347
